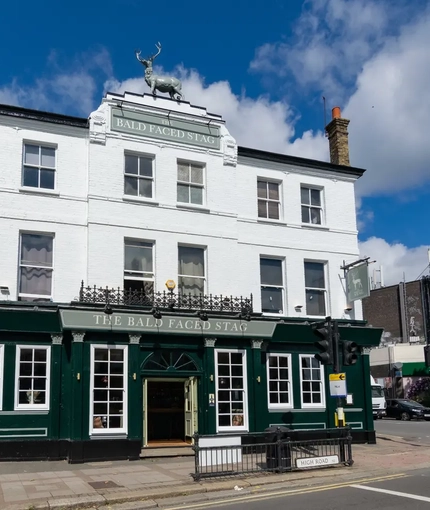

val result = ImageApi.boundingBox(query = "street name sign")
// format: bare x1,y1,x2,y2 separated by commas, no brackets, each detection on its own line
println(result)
296,455,339,469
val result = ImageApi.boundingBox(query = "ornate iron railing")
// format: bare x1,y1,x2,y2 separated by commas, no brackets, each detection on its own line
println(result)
78,281,253,314
192,427,353,480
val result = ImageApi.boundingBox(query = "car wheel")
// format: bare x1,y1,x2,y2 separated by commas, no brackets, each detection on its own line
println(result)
401,412,411,421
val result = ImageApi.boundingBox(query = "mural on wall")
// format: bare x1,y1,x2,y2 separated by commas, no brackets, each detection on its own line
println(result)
406,294,423,342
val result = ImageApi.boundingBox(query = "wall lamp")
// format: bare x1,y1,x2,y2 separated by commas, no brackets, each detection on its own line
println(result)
103,303,113,315
295,305,303,310
199,311,209,322
0,286,10,295
344,305,353,312
152,308,162,320
239,311,251,322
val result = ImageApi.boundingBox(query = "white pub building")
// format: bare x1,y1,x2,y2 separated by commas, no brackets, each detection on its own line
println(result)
0,90,381,462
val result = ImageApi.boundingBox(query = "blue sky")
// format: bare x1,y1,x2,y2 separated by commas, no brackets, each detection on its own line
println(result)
1,0,429,285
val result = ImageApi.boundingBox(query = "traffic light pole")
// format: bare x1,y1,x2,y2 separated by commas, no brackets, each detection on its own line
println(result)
332,321,345,427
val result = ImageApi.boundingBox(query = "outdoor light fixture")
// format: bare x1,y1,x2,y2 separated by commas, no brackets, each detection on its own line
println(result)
199,311,209,322
344,306,353,312
0,286,10,295
240,311,251,322
152,308,162,320
103,303,113,315
165,279,176,292
295,305,303,310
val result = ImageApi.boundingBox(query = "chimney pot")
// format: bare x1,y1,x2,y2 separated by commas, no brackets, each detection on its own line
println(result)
332,106,341,119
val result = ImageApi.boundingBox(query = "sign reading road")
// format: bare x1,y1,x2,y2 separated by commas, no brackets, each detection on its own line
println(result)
296,455,339,469
329,373,347,397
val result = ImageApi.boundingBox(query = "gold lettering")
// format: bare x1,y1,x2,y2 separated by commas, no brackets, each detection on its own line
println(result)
103,315,111,326
128,316,135,326
114,316,122,326
240,323,248,332
169,319,176,328
176,320,183,329
185,320,193,329
93,314,102,325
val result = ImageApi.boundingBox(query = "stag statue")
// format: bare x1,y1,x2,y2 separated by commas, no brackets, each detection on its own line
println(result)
135,43,184,101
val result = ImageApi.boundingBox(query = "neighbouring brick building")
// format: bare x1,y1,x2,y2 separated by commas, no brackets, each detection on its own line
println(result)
0,92,382,463
363,277,430,396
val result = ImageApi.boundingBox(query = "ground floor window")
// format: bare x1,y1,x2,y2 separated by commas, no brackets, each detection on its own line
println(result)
90,345,128,434
215,349,248,431
15,345,51,410
267,354,293,408
299,354,325,408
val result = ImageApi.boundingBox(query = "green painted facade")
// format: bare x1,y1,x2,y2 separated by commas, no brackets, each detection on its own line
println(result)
0,305,381,462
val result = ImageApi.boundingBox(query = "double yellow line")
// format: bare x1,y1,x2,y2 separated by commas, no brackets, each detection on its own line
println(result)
166,473,407,509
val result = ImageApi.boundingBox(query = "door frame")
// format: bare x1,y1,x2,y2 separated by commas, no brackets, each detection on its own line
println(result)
142,376,198,447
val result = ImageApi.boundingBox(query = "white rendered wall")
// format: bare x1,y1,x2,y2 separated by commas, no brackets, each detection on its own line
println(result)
0,94,363,320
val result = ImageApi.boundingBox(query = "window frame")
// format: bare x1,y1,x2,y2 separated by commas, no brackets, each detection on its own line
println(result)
22,142,56,190
177,244,206,295
299,354,326,409
124,239,155,293
0,345,4,410
123,152,155,199
266,353,293,409
260,257,285,315
176,160,205,206
304,260,327,317
89,344,128,436
14,345,51,411
18,232,54,302
257,179,282,221
215,348,248,432
301,186,324,225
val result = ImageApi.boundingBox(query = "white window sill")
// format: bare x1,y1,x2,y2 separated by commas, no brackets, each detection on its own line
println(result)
262,312,284,317
14,406,50,412
257,218,287,226
176,203,210,213
217,427,249,433
301,223,329,231
19,187,59,197
268,406,293,412
301,406,326,410
90,432,128,439
122,195,159,206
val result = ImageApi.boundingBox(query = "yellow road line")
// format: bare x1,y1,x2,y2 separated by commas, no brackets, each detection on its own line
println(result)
165,472,408,510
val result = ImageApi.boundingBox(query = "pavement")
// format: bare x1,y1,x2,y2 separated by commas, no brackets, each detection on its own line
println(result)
1,433,430,510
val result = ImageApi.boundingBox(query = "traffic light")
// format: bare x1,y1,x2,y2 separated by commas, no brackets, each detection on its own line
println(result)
342,340,358,366
424,345,430,368
312,320,333,365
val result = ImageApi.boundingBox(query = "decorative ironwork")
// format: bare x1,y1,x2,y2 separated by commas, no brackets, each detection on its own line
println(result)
78,281,253,314
142,351,198,372
192,427,353,480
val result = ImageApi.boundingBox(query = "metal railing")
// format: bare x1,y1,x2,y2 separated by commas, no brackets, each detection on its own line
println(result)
192,427,353,480
78,281,253,314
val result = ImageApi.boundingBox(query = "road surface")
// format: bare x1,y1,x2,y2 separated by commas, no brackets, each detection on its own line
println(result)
374,417,430,444
163,470,430,510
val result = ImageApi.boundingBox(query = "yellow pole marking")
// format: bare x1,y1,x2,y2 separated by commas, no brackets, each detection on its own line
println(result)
165,473,408,510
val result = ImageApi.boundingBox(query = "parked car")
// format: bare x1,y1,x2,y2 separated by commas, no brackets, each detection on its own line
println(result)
385,399,430,421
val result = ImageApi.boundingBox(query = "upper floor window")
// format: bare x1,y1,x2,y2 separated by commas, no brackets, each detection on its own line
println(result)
299,355,325,408
124,240,154,295
124,154,154,198
22,144,56,190
304,261,326,316
177,161,204,205
178,246,205,295
260,258,284,314
258,180,280,220
15,346,51,410
267,354,292,409
301,187,323,225
19,233,53,302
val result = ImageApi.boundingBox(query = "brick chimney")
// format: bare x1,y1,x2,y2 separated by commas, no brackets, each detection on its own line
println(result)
325,106,350,166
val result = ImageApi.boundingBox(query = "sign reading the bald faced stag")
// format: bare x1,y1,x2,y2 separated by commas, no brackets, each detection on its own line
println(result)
111,108,221,149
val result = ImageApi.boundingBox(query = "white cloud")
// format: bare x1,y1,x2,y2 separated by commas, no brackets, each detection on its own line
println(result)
359,237,430,286
105,69,328,157
345,9,430,195
250,0,394,99
0,48,112,116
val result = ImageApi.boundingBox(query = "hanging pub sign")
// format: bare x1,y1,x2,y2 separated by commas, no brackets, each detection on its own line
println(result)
346,263,370,302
